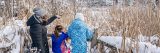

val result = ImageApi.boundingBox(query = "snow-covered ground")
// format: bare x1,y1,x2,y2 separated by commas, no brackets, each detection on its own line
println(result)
1,19,160,53
98,35,160,53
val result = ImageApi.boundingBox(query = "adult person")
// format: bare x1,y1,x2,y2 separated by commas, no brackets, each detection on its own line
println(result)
27,7,60,53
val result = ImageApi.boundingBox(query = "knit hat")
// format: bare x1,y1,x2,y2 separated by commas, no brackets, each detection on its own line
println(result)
75,13,85,21
33,7,46,17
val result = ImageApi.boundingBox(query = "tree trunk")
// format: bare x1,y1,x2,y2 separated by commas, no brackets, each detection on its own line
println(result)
115,0,118,4
113,0,118,5
124,0,129,6
156,0,159,6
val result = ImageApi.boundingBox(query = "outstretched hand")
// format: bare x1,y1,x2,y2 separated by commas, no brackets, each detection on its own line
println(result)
55,15,61,19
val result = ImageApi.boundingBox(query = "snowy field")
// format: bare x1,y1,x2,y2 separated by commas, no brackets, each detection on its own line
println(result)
0,17,160,53
0,14,160,53
98,35,160,53
1,0,160,53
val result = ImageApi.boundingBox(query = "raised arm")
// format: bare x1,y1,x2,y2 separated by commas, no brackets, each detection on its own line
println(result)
46,16,57,25
67,26,72,38
86,26,94,41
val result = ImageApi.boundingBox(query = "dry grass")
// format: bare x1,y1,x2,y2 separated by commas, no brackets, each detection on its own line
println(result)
2,0,159,39
108,2,160,52
109,4,160,38
1,0,160,52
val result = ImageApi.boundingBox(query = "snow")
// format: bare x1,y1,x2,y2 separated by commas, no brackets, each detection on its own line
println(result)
0,19,26,52
10,35,21,53
98,36,160,53
0,26,22,52
138,42,160,53
1,1,5,5
138,34,159,45
0,17,2,20
2,26,16,35
14,20,25,27
44,0,49,2
150,35,159,44
1,18,160,53
89,42,99,53
0,19,160,53
104,46,110,53
98,36,131,52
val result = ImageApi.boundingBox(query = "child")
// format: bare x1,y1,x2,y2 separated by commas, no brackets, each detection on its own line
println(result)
52,25,70,53
67,13,93,53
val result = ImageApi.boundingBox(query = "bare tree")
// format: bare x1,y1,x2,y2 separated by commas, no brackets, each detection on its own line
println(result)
114,0,118,5
156,0,159,6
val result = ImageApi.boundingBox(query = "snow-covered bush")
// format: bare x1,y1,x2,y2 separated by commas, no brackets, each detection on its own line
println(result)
0,18,31,53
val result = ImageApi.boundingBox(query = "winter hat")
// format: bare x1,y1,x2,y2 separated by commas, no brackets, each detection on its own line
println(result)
75,13,85,21
33,7,46,17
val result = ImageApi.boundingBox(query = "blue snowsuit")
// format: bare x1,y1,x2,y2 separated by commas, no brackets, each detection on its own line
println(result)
52,32,68,53
67,18,93,53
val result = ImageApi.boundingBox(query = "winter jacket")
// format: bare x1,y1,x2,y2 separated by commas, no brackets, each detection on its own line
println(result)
67,18,93,53
27,14,57,53
52,32,68,53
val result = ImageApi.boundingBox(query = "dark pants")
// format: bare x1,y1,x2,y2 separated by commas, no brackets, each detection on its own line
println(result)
30,32,49,53
42,33,49,53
